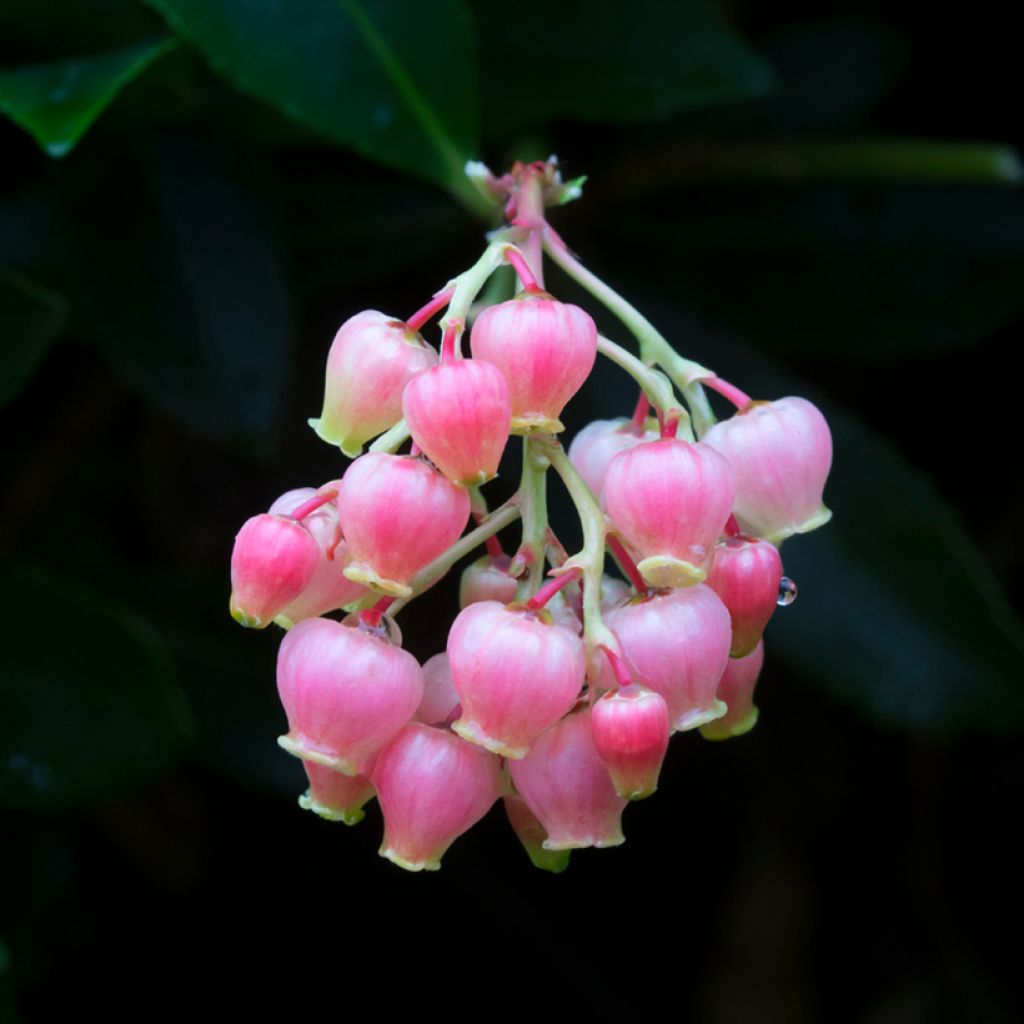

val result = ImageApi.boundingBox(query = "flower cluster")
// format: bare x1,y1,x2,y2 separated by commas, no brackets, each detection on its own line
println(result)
228,159,832,872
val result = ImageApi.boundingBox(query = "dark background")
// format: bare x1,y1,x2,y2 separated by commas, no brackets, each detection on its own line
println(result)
2,1,1022,1021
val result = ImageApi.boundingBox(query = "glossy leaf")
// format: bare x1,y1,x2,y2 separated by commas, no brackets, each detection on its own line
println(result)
476,0,775,132
0,563,192,809
0,268,67,407
145,0,483,208
0,37,175,157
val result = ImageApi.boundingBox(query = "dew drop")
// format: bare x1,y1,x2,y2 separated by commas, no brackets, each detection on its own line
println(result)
777,576,798,606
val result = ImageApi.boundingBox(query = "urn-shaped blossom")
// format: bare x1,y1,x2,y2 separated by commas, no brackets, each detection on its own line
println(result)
599,586,732,731
309,310,437,457
276,617,423,775
447,601,586,758
403,358,511,487
229,513,320,629
700,641,765,741
567,417,658,504
603,438,735,588
371,723,501,872
267,486,367,627
298,763,375,824
507,709,627,851
706,535,783,657
591,684,670,800
469,294,597,433
338,453,470,597
503,792,571,874
702,397,832,545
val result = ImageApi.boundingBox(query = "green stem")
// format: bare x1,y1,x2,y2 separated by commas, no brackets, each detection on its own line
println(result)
368,418,411,454
596,334,689,432
440,236,519,341
512,437,550,600
542,230,718,435
391,502,522,615
542,442,620,663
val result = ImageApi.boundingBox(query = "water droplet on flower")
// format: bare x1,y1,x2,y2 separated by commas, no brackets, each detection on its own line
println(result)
777,576,798,606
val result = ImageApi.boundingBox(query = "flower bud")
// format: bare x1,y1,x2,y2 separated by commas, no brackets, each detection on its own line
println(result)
403,358,511,487
459,554,517,608
600,586,731,731
470,294,597,433
503,793,570,873
309,310,437,457
706,535,783,657
603,438,735,588
568,417,658,504
591,684,670,800
700,641,764,741
447,601,586,758
338,453,470,597
276,617,423,775
229,513,320,628
507,709,627,851
298,763,375,824
371,722,501,872
702,397,832,545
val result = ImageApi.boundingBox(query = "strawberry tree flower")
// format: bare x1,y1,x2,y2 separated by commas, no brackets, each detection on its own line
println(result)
227,157,829,872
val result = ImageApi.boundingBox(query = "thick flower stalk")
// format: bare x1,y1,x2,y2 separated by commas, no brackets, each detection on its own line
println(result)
228,157,831,872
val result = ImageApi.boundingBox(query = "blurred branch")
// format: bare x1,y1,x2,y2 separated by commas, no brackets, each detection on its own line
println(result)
610,137,1023,191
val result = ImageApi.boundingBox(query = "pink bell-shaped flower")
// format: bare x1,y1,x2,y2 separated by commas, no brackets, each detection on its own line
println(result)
267,486,367,627
276,617,423,774
700,641,765,741
603,438,735,588
447,601,586,758
403,358,511,487
568,417,658,504
298,762,375,824
229,513,320,628
591,684,670,800
414,652,461,725
600,586,732,731
309,310,437,457
702,397,833,545
469,294,597,434
508,709,627,850
459,553,517,608
371,722,501,872
706,534,783,657
338,453,470,597
503,792,570,874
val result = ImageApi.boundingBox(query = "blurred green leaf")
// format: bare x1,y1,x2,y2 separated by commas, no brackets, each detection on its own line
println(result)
145,0,484,209
0,563,192,809
0,37,175,157
606,184,1024,361
476,0,774,133
0,268,67,407
69,135,290,447
771,406,1024,735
